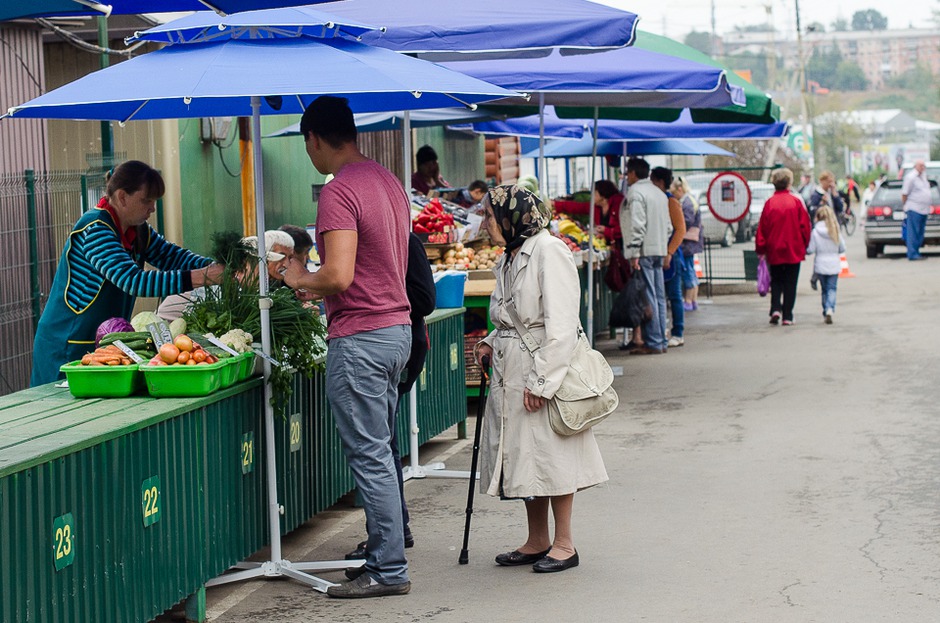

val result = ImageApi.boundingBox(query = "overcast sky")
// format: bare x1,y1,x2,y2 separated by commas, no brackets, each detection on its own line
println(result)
596,0,937,41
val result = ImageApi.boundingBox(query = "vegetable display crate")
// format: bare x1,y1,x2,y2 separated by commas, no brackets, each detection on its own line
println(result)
237,352,256,382
140,360,227,397
219,357,240,388
464,334,485,386
59,361,144,398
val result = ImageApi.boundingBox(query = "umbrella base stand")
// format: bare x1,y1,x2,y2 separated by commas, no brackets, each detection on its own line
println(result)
401,390,475,481
206,559,365,593
403,464,477,480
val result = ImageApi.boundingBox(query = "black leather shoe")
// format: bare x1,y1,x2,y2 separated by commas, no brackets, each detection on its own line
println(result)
345,526,415,560
344,564,367,581
345,540,369,560
495,547,551,566
532,551,579,573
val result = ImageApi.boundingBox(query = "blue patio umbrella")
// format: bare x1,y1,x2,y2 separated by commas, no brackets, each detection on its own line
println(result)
521,136,736,159
5,37,517,121
456,107,789,141
125,5,380,44
0,0,338,21
440,46,745,111
265,107,511,137
130,0,638,52
3,33,516,594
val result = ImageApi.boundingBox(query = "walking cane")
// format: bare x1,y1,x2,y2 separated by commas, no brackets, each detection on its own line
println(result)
459,355,490,565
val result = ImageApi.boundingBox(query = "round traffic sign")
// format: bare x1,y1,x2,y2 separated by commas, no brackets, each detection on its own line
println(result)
706,171,752,224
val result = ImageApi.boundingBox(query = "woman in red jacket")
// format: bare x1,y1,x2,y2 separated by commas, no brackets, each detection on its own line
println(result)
755,168,812,326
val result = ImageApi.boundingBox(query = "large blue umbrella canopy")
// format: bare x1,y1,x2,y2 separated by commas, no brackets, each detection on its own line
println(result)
4,37,518,121
521,136,736,159
232,0,640,54
0,0,333,21
126,5,380,44
439,41,745,111
457,107,789,141
265,107,511,137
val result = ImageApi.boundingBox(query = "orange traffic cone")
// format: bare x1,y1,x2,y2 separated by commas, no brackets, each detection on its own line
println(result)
694,255,703,278
839,253,855,278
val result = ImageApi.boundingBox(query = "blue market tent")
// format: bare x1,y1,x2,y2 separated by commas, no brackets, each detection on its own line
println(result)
457,107,788,141
0,0,330,21
521,136,736,159
127,0,639,51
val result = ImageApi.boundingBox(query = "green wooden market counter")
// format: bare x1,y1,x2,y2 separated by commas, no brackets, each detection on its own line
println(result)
0,308,466,623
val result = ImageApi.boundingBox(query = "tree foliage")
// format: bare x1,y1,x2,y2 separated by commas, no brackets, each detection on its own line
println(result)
852,9,888,30
684,30,712,55
831,18,849,32
806,46,869,91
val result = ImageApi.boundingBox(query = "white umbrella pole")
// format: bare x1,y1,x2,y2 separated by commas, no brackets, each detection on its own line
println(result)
586,107,599,344
538,92,546,198
397,110,468,481
402,110,413,191
208,98,362,593
251,98,281,564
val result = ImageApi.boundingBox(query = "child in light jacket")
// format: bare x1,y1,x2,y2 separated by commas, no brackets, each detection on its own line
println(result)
805,205,846,324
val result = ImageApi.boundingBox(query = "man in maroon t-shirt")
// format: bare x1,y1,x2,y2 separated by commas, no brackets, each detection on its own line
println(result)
282,96,412,599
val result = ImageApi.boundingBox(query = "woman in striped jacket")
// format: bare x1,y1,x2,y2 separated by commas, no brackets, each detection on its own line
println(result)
30,161,222,385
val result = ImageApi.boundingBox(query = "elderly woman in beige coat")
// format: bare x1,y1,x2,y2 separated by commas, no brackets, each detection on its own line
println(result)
474,185,608,574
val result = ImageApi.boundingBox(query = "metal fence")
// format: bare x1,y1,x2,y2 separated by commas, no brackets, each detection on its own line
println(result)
0,170,103,396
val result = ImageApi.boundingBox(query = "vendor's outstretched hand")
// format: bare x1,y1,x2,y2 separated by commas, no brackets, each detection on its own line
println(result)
192,263,224,287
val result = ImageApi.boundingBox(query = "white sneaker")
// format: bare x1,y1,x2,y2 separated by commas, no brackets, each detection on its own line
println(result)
668,336,684,348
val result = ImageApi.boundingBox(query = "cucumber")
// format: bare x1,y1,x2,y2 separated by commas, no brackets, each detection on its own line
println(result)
99,331,152,346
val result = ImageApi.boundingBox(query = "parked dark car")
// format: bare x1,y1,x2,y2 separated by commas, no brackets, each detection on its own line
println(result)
864,179,940,258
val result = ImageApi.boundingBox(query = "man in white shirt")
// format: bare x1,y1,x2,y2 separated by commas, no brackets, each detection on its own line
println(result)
621,157,670,354
901,160,931,261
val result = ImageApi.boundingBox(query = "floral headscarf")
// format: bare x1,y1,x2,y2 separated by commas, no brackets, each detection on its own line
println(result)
486,184,552,254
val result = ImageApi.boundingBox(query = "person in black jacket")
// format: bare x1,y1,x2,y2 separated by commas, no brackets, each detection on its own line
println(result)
346,232,436,561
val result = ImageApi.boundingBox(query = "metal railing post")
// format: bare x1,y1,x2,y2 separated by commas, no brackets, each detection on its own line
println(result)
25,170,42,330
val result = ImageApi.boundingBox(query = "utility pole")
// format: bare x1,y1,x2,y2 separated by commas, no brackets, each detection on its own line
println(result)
764,3,776,90
710,0,717,56
794,0,815,172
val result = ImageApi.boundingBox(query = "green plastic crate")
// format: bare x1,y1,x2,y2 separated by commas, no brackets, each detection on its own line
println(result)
219,357,240,388
237,352,256,382
139,360,226,397
59,361,144,398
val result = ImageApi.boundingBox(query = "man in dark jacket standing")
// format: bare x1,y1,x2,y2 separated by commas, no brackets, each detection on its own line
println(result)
755,168,812,326
345,232,436,561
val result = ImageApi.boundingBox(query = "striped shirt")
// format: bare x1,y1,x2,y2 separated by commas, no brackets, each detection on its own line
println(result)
64,208,209,313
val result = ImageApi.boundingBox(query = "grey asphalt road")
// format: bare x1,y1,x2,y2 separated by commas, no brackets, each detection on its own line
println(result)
197,238,940,623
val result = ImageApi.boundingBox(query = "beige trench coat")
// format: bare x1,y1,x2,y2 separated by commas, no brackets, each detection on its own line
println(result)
478,230,608,498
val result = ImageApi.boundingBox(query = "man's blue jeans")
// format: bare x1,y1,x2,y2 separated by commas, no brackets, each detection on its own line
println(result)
326,324,411,586
906,211,927,259
639,256,667,350
665,270,684,338
818,274,838,314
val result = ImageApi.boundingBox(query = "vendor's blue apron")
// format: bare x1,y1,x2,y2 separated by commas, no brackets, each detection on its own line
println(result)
30,210,144,386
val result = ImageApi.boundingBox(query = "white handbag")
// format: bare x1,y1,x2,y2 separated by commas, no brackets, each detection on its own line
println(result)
505,300,619,436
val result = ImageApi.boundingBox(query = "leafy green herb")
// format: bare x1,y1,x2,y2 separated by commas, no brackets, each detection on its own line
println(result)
182,255,325,417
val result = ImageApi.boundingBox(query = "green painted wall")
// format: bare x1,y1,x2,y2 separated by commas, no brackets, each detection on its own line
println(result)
178,115,326,256
179,120,483,256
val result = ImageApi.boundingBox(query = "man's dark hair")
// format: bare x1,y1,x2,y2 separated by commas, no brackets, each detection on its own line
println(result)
416,145,438,167
278,224,313,251
626,157,650,179
594,179,619,199
468,180,488,193
650,166,674,190
299,96,357,149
